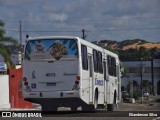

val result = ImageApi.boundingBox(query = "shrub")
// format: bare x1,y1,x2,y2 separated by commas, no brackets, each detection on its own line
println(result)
133,91,141,100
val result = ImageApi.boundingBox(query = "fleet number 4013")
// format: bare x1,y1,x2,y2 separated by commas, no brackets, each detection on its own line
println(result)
46,73,56,77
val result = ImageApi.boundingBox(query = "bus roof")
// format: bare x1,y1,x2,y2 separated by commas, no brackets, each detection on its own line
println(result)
27,36,78,41
26,36,119,59
78,37,118,59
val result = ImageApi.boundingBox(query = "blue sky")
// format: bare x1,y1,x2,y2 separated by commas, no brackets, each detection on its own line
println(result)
0,0,160,43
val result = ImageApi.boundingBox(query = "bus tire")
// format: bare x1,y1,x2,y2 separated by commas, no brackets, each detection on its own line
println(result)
107,92,117,111
82,90,98,112
94,90,98,110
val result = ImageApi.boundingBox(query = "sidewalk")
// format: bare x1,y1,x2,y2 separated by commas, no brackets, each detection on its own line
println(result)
116,95,160,111
0,103,41,111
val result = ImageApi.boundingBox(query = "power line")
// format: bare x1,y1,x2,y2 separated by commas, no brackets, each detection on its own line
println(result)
2,16,160,23
5,29,80,32
19,21,22,44
5,27,160,33
23,30,80,32
6,29,19,31
88,27,160,32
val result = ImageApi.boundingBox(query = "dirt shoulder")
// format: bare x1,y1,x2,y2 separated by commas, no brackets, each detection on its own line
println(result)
116,95,160,111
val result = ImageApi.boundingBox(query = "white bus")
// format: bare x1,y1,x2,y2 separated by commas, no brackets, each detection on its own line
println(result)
22,36,121,112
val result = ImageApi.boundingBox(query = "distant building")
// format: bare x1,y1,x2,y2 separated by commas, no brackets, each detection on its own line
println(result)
122,58,160,95
92,41,108,48
92,40,117,48
0,62,7,74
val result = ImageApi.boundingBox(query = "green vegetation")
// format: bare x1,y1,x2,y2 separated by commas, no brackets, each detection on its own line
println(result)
118,47,160,61
104,46,119,55
102,38,160,61
0,20,18,69
133,91,141,100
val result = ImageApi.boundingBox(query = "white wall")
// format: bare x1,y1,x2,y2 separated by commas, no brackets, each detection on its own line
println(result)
153,59,160,67
123,61,151,68
122,60,160,94
0,75,10,109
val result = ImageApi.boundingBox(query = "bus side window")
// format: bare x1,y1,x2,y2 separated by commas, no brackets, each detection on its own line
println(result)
113,58,117,77
98,52,103,74
108,56,117,77
107,56,111,76
81,45,88,70
93,49,98,73
103,61,106,80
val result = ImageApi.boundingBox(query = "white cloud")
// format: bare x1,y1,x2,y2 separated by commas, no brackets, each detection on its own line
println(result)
0,0,42,6
48,13,68,22
1,0,160,42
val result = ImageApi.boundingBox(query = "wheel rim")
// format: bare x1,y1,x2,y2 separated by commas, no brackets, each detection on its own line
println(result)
94,95,98,109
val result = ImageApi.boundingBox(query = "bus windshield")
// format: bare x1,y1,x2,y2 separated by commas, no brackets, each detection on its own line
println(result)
25,39,78,60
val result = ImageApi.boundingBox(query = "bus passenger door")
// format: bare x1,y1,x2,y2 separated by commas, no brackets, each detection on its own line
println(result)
103,60,107,102
88,55,93,103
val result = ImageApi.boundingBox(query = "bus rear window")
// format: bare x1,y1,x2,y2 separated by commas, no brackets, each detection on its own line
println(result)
25,39,78,60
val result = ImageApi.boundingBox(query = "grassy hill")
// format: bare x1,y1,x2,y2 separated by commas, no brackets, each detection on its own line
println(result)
93,39,160,61
96,39,160,50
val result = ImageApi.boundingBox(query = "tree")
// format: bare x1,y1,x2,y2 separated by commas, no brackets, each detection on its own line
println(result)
138,46,149,60
0,20,18,69
149,47,160,58
105,46,119,55
133,80,139,91
142,80,152,93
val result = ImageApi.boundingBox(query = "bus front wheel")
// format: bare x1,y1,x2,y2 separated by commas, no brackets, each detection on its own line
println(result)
107,92,117,111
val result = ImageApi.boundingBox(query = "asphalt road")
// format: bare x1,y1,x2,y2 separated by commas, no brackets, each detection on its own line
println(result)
1,95,160,120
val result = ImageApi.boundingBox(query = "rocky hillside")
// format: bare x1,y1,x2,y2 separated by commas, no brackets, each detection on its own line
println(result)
92,39,160,60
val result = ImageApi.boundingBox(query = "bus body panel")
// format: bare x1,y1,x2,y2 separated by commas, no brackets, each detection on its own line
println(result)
22,36,121,111
23,90,80,99
23,60,79,92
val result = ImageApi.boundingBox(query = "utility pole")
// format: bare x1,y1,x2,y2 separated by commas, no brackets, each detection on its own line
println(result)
19,21,22,47
140,58,143,104
81,29,86,39
151,58,154,95
19,20,22,65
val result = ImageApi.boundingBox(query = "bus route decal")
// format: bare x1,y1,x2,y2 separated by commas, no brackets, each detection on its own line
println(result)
95,79,103,86
32,70,36,79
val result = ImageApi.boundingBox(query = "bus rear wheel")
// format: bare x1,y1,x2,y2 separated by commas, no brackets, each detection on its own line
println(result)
107,92,117,111
82,91,98,112
94,91,98,110
71,106,77,112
